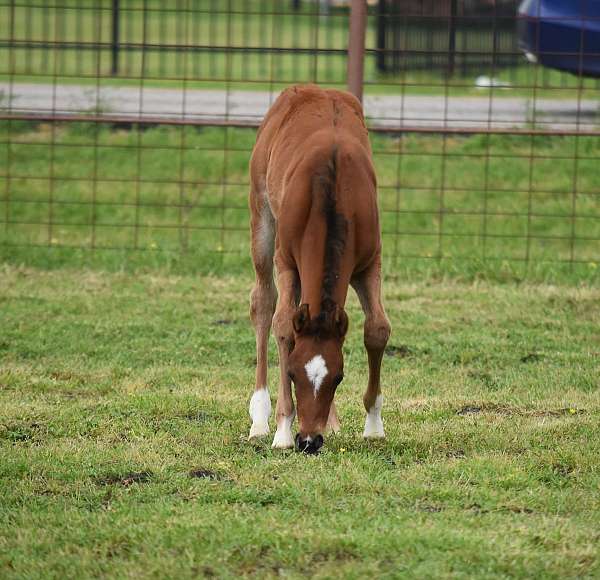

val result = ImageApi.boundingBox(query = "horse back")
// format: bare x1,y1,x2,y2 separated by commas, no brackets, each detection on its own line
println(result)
250,85,381,278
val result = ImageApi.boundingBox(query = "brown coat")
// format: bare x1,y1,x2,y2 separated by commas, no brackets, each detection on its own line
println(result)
250,84,381,314
248,85,390,452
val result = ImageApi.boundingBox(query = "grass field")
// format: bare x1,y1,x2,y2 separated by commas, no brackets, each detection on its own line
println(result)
1,121,599,282
2,0,600,98
1,265,599,578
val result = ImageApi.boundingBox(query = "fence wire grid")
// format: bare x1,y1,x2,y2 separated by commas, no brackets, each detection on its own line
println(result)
1,0,599,276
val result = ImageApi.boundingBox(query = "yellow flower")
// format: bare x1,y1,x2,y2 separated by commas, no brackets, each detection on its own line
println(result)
340,448,346,453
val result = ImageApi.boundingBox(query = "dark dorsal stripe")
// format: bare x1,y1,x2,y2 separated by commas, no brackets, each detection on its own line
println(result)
307,144,347,336
321,145,347,307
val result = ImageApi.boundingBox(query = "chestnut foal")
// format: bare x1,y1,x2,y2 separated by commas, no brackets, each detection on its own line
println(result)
248,85,391,453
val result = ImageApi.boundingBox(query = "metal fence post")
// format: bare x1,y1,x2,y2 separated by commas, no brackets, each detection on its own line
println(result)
347,0,366,102
448,0,457,77
376,0,386,73
111,0,120,75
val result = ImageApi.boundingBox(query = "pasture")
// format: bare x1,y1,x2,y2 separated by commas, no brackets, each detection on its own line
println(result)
1,266,599,578
3,0,600,575
1,121,600,577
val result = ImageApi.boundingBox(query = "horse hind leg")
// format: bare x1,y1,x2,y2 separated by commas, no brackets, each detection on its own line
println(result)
326,401,341,434
249,196,276,439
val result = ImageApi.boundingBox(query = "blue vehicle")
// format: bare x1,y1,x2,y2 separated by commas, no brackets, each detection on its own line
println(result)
518,0,600,77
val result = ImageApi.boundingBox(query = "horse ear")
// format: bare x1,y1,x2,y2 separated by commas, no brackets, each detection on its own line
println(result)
293,303,310,334
334,306,349,339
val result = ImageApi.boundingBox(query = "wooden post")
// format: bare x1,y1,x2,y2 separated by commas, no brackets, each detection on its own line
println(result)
347,0,367,102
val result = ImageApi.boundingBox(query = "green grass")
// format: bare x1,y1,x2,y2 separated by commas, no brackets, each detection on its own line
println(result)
1,265,599,578
2,0,600,98
1,121,599,283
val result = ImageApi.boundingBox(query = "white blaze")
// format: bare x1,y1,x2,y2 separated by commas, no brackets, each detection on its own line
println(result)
304,354,328,397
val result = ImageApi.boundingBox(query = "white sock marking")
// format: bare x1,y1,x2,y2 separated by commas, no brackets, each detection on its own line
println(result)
272,413,295,449
363,394,385,439
249,387,271,438
305,354,328,397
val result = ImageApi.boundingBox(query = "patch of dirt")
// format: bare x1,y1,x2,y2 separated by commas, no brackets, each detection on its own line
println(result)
446,449,466,459
533,408,585,417
504,505,534,514
189,469,225,480
467,503,489,515
457,404,583,418
520,352,542,363
457,405,483,416
417,503,443,513
193,567,217,578
306,547,360,566
385,344,414,358
96,471,153,487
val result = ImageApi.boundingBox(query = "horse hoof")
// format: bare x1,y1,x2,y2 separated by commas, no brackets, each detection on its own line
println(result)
271,432,294,449
248,423,269,439
363,431,385,440
272,420,294,449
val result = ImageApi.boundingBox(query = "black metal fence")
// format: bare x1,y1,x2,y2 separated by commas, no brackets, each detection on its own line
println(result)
5,1,598,87
2,1,352,85
1,1,599,278
376,0,520,76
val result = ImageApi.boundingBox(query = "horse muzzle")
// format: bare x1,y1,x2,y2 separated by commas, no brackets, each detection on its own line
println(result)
295,433,324,454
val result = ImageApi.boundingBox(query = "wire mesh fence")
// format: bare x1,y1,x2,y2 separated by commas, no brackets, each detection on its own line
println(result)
376,0,521,76
0,0,599,277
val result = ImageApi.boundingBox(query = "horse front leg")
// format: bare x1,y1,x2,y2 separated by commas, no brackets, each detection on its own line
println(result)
271,266,299,449
352,259,391,439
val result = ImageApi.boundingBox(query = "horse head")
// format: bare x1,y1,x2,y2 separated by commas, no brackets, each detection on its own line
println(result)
287,301,348,453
